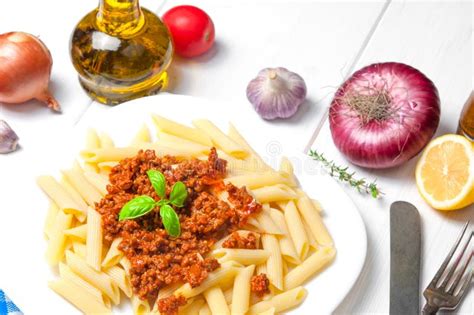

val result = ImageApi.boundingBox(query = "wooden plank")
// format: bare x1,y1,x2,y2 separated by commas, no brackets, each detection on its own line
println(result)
307,1,473,314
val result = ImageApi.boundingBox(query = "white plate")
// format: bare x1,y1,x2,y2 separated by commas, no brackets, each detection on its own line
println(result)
0,93,366,315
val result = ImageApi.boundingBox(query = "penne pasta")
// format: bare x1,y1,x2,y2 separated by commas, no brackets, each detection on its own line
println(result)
284,247,336,290
46,210,73,266
174,265,238,299
179,298,205,315
203,286,230,315
105,265,132,298
193,119,248,159
252,184,297,203
85,129,100,149
152,114,213,146
267,207,300,265
278,156,294,176
296,191,333,246
62,169,103,207
225,172,293,190
283,201,309,260
49,279,111,314
227,123,270,171
248,286,307,314
65,251,119,304
99,132,115,149
256,207,283,235
83,171,109,196
72,241,87,258
64,224,87,242
198,304,211,315
59,262,111,308
59,177,89,213
44,202,59,239
37,176,86,217
131,124,151,146
231,265,255,315
86,207,103,271
102,237,123,268
131,294,151,315
261,234,283,290
212,248,270,265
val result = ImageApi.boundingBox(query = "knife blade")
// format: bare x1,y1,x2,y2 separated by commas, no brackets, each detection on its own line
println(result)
390,201,421,315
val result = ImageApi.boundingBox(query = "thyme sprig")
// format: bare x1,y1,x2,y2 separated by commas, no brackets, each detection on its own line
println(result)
309,150,383,198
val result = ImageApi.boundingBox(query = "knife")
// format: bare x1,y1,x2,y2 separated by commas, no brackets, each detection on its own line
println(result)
390,201,421,315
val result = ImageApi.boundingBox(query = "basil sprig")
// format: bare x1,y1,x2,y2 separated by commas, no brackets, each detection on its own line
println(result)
118,170,187,237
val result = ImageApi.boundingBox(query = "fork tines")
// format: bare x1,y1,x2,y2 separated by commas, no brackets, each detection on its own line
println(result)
423,221,473,313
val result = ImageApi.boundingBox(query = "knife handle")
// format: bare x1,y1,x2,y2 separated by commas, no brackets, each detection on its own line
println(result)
422,303,439,315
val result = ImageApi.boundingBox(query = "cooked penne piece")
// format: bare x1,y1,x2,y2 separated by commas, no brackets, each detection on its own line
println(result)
296,191,333,246
85,129,100,149
59,177,89,212
65,251,119,304
283,201,309,260
303,221,318,249
44,202,59,239
49,279,112,314
86,207,103,271
252,184,297,203
193,119,248,159
83,171,109,196
267,207,300,265
261,234,283,290
248,286,307,314
198,304,211,315
278,156,294,176
62,169,103,207
105,265,132,298
255,208,282,235
97,161,118,174
37,176,86,217
131,124,151,146
131,294,151,315
81,145,202,164
212,248,270,265
227,123,270,170
203,286,230,315
225,172,293,190
46,210,73,266
59,262,110,308
223,287,233,304
312,198,323,213
179,298,205,315
174,265,238,299
152,114,212,146
72,241,86,258
284,247,336,290
155,137,210,155
257,307,276,315
231,265,255,315
102,237,123,268
99,132,115,149
64,224,87,242
256,263,267,276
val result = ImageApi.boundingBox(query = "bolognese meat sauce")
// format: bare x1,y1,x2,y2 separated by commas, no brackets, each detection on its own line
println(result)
96,148,262,305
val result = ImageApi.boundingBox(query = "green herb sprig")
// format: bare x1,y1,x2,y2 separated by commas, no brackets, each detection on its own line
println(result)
118,170,187,237
309,150,383,198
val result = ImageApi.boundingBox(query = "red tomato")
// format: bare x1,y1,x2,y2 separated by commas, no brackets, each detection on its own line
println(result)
162,5,215,58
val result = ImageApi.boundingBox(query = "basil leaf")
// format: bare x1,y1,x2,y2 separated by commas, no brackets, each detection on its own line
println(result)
169,181,187,207
147,170,166,198
160,204,181,237
119,195,156,221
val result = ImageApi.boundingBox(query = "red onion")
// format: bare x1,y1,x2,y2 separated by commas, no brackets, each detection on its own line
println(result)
329,62,440,169
0,32,60,112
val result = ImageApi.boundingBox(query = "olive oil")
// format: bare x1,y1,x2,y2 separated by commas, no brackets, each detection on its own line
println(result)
458,91,474,141
70,0,173,105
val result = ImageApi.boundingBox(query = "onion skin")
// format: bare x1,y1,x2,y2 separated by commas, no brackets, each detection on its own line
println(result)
329,62,440,169
0,32,60,112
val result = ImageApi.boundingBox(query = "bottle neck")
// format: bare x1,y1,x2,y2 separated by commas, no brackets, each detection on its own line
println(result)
97,0,145,37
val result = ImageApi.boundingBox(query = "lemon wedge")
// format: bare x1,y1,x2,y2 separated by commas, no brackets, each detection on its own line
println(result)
416,134,474,210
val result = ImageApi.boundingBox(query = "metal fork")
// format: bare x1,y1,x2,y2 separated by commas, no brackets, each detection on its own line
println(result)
422,222,473,315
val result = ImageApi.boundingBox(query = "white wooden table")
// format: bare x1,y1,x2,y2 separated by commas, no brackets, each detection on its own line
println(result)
0,0,472,313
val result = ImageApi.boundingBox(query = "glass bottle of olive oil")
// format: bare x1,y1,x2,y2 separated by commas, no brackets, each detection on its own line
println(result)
70,0,173,105
458,91,474,141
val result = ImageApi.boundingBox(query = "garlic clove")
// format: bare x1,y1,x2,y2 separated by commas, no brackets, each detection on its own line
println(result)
246,67,307,120
0,120,20,153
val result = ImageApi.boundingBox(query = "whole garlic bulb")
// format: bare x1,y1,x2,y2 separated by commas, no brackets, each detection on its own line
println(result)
246,67,307,120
